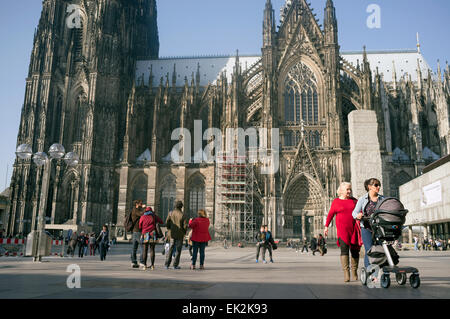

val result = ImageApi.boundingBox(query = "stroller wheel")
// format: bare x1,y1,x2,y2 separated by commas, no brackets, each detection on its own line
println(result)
409,274,420,289
396,272,407,285
360,267,367,286
381,274,390,288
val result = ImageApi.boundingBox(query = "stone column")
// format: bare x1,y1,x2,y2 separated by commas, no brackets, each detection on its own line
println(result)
408,226,413,244
424,224,429,238
117,165,129,239
348,110,383,198
302,214,306,241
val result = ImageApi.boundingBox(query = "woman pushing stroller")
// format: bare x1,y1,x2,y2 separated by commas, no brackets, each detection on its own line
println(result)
352,178,384,269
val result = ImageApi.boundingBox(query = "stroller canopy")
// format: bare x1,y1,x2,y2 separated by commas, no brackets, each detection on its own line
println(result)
375,197,408,213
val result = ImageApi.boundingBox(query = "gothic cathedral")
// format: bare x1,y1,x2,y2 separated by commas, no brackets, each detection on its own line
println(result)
6,0,450,242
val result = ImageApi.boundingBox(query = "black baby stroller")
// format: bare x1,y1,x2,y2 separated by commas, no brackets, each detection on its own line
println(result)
360,197,420,289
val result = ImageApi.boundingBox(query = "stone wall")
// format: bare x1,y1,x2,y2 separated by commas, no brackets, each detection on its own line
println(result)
400,161,450,226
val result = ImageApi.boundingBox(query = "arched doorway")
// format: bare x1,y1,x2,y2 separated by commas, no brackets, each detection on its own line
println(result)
58,171,80,224
187,174,206,220
159,175,176,222
130,174,148,207
284,174,324,240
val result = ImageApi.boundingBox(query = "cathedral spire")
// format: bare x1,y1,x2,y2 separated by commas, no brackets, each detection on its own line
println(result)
148,64,153,89
324,0,338,44
417,58,423,91
392,60,397,91
437,59,442,81
172,63,177,88
263,0,275,48
416,32,421,53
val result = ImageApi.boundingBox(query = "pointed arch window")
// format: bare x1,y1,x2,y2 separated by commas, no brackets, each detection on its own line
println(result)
307,89,313,124
72,94,87,143
284,62,319,126
187,175,205,220
160,176,176,222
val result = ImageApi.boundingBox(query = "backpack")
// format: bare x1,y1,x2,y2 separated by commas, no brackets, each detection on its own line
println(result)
124,210,137,232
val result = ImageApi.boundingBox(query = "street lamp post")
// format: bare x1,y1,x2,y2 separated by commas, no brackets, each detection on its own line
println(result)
16,143,79,262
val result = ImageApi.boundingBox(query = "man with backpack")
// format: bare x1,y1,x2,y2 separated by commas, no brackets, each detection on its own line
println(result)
164,201,188,269
128,200,146,268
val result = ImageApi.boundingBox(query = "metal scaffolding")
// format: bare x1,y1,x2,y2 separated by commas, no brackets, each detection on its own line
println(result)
216,151,255,244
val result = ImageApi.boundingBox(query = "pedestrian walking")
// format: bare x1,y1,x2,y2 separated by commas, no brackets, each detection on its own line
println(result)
310,236,318,255
164,201,188,269
83,234,89,256
255,225,266,263
352,178,384,268
262,225,275,263
77,231,86,258
97,225,109,261
89,233,96,256
424,237,429,251
187,229,193,259
67,231,77,257
189,209,212,270
139,206,163,270
318,234,327,256
324,182,361,282
414,236,419,251
436,239,442,251
301,237,309,254
130,200,145,268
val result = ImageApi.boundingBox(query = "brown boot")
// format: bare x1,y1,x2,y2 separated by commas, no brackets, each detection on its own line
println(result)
351,257,359,281
340,255,350,282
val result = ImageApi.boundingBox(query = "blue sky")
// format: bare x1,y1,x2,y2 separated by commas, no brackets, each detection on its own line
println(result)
0,0,449,191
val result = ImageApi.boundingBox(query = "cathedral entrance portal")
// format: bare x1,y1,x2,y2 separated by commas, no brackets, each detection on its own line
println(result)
284,174,324,240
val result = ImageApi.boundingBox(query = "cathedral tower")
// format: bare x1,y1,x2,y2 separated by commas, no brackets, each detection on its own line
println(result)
8,0,159,235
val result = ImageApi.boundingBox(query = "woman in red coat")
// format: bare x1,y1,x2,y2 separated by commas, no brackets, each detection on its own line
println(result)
188,209,212,270
324,182,361,282
139,206,163,270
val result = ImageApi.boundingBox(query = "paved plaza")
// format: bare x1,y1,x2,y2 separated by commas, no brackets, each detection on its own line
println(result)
0,243,449,299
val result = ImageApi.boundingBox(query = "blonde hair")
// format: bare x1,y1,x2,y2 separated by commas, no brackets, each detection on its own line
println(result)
337,182,352,197
198,209,207,218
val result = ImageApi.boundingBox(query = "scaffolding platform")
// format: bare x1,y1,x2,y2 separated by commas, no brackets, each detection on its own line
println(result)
216,151,255,243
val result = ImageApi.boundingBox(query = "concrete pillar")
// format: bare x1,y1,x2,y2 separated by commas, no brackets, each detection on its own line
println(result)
117,165,129,239
302,214,306,241
348,110,383,198
408,226,413,244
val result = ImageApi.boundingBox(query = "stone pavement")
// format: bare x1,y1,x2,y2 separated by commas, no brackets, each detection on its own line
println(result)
0,243,449,299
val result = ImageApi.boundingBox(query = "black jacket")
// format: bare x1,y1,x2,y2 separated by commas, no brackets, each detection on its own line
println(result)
255,231,266,243
318,236,326,247
310,238,317,250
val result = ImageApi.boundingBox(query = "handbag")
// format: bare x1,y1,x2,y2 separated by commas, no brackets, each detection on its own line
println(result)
153,214,164,240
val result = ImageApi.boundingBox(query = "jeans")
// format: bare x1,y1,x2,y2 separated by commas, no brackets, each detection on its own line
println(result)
262,244,273,261
99,243,107,260
256,243,263,260
131,232,143,265
361,227,373,268
78,245,85,258
192,241,207,266
165,238,183,267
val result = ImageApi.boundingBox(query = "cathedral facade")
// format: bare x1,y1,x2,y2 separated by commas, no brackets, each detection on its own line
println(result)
6,0,450,242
